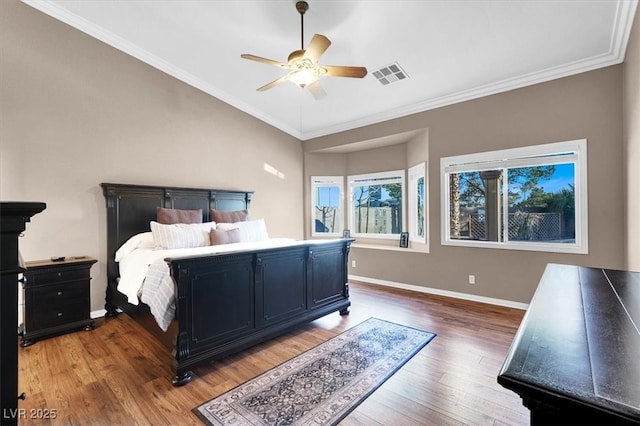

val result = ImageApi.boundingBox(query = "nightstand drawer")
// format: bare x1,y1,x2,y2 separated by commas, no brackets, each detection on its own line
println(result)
28,300,88,330
26,282,89,329
29,281,88,307
25,268,88,286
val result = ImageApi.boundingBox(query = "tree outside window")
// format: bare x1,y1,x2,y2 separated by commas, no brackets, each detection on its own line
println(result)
311,176,343,236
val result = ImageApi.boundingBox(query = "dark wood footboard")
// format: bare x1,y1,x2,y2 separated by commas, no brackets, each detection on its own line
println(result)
101,183,352,386
168,239,352,385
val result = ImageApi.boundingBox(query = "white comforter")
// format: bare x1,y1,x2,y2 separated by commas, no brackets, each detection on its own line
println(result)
117,238,299,331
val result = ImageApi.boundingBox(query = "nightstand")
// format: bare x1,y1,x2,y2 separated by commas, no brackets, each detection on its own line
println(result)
21,256,97,347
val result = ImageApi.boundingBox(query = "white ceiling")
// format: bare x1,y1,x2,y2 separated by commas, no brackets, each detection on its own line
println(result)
23,0,638,141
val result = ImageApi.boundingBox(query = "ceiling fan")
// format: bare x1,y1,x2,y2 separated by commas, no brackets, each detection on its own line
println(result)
240,0,367,100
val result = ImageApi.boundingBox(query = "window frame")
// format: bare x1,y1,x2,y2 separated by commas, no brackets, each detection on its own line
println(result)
310,175,344,237
348,169,406,240
440,139,588,254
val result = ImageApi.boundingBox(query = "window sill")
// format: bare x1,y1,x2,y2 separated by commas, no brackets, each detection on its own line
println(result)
351,242,427,254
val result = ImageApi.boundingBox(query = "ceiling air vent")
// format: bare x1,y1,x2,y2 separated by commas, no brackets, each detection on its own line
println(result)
372,62,408,86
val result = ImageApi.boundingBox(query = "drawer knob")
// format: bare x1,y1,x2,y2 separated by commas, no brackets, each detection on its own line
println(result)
57,312,63,317
57,291,63,296
57,272,62,277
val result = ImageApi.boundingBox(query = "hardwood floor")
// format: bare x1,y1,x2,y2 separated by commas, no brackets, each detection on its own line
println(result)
17,281,529,425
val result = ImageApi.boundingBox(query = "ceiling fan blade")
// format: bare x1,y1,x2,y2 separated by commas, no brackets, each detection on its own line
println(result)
256,75,290,92
306,80,326,100
303,34,331,62
324,65,368,78
241,54,288,68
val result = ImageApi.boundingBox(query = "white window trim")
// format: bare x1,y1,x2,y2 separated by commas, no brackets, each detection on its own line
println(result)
408,162,427,245
440,139,588,254
348,170,406,240
311,176,344,237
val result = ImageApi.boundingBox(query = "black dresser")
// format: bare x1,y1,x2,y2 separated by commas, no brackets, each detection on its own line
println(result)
0,202,45,426
498,263,640,425
21,257,97,347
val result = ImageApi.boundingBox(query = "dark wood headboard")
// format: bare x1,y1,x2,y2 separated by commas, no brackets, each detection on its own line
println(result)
100,182,253,314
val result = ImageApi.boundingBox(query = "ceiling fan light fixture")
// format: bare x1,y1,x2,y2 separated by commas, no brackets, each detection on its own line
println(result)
289,68,318,88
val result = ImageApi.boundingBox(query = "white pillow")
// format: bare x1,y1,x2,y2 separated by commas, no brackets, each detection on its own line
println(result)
150,221,217,249
217,219,269,243
115,232,154,262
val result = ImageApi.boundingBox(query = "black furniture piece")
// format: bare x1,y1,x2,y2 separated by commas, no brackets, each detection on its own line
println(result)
498,263,640,425
101,183,353,386
0,202,45,426
21,257,97,347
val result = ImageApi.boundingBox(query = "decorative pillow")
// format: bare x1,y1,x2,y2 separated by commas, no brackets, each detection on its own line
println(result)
115,232,154,262
150,221,216,249
209,228,241,246
157,207,202,224
217,219,269,243
211,209,248,223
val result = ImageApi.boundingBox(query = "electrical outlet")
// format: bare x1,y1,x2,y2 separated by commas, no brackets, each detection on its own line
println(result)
352,260,356,268
468,275,476,284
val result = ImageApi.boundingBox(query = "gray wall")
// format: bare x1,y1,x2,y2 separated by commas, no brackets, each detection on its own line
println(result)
305,66,626,304
623,8,640,271
0,0,304,311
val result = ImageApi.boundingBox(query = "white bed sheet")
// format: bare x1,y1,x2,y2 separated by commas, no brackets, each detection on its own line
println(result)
117,238,299,331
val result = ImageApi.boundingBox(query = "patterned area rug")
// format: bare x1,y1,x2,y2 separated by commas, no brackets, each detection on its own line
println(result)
193,317,436,425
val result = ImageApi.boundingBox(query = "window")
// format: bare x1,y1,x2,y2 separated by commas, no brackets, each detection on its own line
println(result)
348,170,405,239
408,163,427,244
441,139,588,253
311,176,343,236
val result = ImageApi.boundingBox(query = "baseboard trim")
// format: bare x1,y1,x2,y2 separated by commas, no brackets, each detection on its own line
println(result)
91,309,107,319
348,274,529,310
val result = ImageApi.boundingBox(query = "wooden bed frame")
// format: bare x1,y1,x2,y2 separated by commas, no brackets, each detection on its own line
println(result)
101,183,352,386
